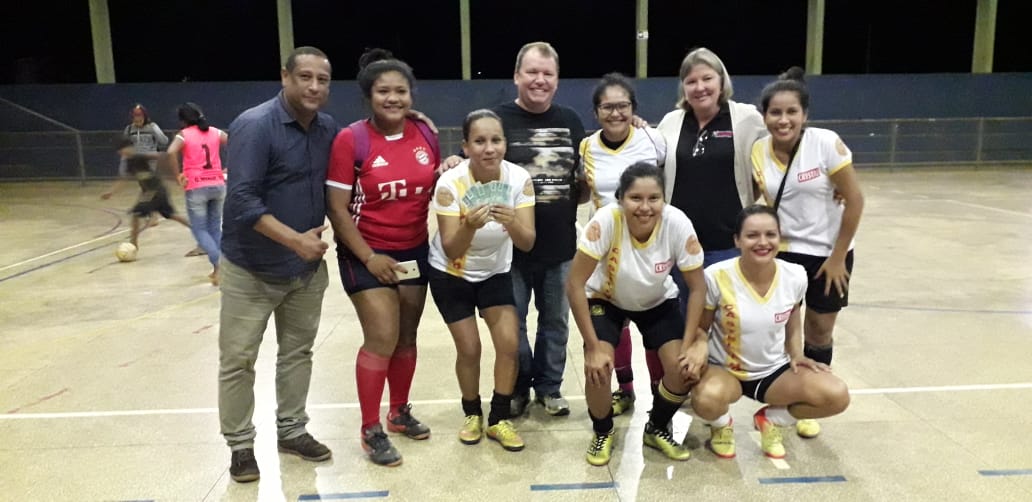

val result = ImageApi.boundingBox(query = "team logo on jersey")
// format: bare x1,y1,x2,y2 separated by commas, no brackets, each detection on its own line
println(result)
654,259,673,274
586,221,602,242
371,155,389,168
413,147,431,166
797,168,820,182
436,187,455,207
590,304,605,316
522,178,535,196
774,308,793,323
713,130,734,138
685,234,702,255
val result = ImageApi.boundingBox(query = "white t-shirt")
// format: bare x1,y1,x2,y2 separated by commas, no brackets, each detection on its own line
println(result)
752,127,853,256
704,257,808,380
580,127,667,208
429,159,535,282
578,203,704,311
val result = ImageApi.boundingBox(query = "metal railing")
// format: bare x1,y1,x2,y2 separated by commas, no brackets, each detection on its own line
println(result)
1,117,1029,182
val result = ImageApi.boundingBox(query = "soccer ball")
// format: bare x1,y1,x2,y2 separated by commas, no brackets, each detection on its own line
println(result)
115,242,138,262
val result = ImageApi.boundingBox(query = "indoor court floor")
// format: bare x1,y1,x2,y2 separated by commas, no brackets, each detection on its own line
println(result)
1,168,1031,501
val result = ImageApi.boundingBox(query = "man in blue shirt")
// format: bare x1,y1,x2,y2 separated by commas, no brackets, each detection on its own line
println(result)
218,46,339,483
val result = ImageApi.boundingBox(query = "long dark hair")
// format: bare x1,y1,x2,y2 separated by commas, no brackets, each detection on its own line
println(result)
356,48,416,100
177,102,209,132
759,66,809,114
614,162,665,200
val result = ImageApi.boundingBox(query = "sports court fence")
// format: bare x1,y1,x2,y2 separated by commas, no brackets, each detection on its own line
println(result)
1,97,1029,182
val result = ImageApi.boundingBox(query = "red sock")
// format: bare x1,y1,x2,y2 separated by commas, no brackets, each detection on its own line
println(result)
387,345,418,412
356,348,390,430
645,349,664,387
614,326,634,392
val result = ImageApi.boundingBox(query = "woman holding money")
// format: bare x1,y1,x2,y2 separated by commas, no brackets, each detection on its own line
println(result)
427,109,536,453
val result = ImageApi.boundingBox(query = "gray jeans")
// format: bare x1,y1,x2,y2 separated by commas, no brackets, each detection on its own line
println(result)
218,258,328,450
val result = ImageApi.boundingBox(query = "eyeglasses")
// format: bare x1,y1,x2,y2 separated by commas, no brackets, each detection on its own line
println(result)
598,102,632,114
691,130,711,157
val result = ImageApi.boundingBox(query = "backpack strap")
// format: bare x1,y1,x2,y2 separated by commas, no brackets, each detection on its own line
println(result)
347,120,370,169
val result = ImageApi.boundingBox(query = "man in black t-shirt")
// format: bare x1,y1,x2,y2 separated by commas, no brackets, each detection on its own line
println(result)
446,42,587,418
101,139,190,247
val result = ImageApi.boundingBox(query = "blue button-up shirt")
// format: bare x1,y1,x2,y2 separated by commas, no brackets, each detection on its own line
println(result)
221,93,340,280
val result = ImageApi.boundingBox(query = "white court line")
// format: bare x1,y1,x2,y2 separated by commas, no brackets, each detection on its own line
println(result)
0,230,128,273
1,383,1029,420
934,199,1032,218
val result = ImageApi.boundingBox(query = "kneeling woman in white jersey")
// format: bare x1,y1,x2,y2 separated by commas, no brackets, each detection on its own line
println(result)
691,205,850,459
566,162,707,467
428,109,536,453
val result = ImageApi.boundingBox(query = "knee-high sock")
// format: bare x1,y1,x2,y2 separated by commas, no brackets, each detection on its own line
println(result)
614,326,634,392
804,343,833,366
645,350,664,388
649,381,688,428
356,349,390,430
387,345,417,411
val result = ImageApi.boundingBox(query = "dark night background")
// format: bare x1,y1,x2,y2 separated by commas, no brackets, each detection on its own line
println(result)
1,0,1030,84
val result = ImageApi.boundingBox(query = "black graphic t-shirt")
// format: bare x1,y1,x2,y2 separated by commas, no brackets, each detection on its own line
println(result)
492,101,586,264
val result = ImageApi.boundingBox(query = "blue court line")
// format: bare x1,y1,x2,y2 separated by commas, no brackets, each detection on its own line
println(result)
850,303,1032,316
978,469,1032,477
759,475,847,485
530,482,616,491
297,491,389,500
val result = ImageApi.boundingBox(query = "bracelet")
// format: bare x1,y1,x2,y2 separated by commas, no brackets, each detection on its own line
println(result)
362,252,376,265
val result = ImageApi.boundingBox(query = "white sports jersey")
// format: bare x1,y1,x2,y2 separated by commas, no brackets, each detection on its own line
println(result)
429,159,535,282
578,203,704,311
752,127,853,256
580,127,667,208
704,257,807,380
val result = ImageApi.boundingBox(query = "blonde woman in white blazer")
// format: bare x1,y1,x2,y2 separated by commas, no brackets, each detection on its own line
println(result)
656,47,767,311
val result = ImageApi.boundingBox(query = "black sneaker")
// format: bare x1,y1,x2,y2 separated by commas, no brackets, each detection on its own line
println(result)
229,448,260,483
511,392,530,417
278,433,332,462
362,424,402,467
387,403,431,439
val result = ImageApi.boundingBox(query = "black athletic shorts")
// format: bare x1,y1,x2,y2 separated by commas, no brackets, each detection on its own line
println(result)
739,363,792,403
778,250,854,314
428,267,515,324
589,298,683,351
337,243,429,295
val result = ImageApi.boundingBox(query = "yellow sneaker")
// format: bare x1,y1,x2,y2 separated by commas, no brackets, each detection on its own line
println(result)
458,414,483,445
486,419,525,452
643,421,691,461
611,390,635,417
753,407,786,459
706,421,736,459
586,431,614,466
796,418,821,438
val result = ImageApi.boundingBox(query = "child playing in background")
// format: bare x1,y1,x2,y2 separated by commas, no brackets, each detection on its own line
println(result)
102,139,190,248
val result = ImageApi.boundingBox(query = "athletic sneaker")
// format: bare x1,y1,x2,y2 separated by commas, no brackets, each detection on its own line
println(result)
796,418,821,438
586,430,615,466
229,448,260,483
362,424,402,466
753,407,786,459
486,420,525,451
611,389,635,416
277,433,332,462
706,420,736,459
459,414,484,445
642,421,691,461
536,392,570,416
511,393,530,417
387,403,431,440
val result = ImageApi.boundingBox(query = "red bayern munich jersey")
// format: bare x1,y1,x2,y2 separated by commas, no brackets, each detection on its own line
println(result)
326,119,437,250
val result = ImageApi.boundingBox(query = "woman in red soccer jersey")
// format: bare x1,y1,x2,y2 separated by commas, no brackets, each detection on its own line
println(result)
326,49,440,467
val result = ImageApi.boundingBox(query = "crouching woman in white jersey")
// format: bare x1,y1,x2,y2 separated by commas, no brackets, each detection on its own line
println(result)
428,109,536,453
566,162,707,467
690,205,850,460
